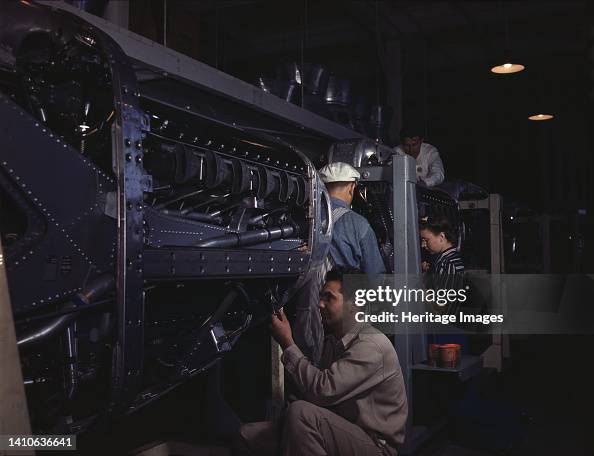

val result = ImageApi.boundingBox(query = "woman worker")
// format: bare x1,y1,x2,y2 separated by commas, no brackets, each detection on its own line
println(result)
419,215,465,314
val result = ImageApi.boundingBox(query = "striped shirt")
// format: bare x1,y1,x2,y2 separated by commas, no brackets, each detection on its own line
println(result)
427,247,465,313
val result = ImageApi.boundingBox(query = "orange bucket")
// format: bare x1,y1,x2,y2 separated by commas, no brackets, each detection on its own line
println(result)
439,344,460,368
428,344,441,367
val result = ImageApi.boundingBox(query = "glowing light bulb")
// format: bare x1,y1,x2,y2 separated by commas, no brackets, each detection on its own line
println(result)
491,63,525,74
528,114,554,121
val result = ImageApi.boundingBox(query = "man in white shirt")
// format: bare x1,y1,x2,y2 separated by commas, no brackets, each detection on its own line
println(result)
393,128,445,187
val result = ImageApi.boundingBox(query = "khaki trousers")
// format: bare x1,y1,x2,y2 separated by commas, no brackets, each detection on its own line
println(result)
239,400,393,456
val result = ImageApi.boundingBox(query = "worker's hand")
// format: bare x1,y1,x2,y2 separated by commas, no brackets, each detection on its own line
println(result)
421,261,430,273
270,308,294,350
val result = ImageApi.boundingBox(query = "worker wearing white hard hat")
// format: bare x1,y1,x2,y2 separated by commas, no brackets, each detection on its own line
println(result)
318,161,361,183
291,162,385,368
319,162,386,274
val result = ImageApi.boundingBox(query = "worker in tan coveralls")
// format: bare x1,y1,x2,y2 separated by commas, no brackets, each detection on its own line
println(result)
237,266,408,456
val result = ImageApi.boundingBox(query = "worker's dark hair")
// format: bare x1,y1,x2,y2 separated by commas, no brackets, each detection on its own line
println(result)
419,215,458,244
325,266,362,303
325,181,355,193
400,124,425,140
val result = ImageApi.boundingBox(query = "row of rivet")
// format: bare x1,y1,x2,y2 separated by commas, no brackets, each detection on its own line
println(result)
3,93,116,186
1,162,92,266
30,287,82,309
151,122,306,173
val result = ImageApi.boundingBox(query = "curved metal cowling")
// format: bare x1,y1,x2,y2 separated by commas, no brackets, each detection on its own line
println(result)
0,0,336,431
0,0,147,412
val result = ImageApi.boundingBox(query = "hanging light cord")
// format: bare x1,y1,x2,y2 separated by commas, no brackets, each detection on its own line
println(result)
505,15,510,51
215,5,219,69
300,0,307,108
163,0,167,47
502,0,510,56
423,41,429,139
375,1,381,108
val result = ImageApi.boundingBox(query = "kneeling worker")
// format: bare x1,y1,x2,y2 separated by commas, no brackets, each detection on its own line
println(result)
240,267,408,455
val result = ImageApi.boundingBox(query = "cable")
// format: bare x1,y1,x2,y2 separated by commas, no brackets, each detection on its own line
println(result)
375,0,381,108
423,40,428,139
163,0,167,47
142,94,322,140
15,298,114,325
215,4,220,69
300,0,307,108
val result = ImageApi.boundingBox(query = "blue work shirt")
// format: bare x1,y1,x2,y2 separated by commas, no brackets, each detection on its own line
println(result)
329,198,386,274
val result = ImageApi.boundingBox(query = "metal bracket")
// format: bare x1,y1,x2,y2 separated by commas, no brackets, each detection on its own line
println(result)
209,323,232,354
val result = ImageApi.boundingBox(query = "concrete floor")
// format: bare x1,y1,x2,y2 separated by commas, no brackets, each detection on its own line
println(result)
416,334,593,456
76,335,594,455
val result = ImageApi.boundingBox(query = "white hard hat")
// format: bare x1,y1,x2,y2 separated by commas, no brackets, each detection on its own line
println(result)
319,162,360,183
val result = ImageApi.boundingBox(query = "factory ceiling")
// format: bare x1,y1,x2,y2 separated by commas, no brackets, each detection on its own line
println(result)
152,1,588,72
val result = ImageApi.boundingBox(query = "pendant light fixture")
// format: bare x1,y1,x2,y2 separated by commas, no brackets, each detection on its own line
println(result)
528,114,554,121
491,62,525,74
528,77,554,121
490,4,525,74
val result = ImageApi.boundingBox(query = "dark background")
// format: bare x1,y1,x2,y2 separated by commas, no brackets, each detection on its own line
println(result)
128,0,593,215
